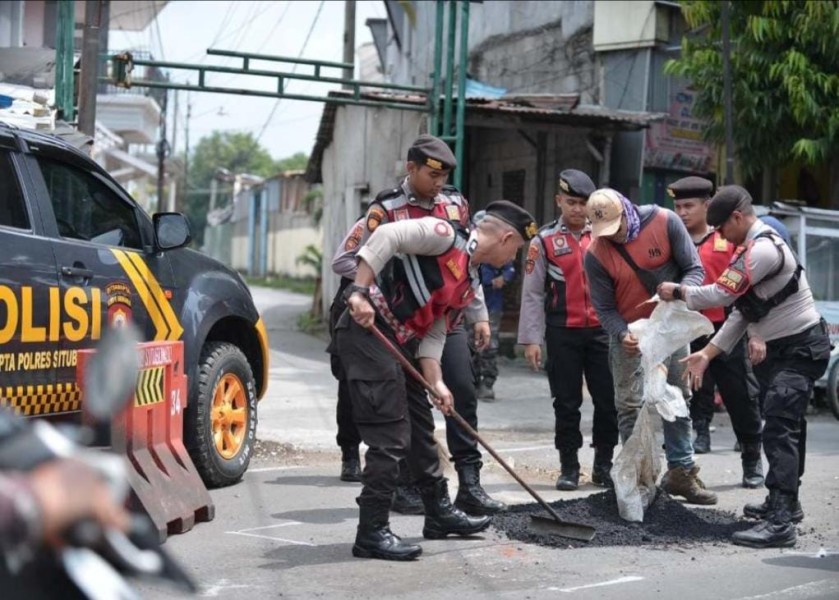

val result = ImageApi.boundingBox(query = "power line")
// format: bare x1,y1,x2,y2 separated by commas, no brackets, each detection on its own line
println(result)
255,0,326,143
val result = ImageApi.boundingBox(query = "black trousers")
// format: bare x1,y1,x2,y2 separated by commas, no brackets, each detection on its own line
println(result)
328,288,362,451
690,330,763,446
752,320,831,494
545,325,618,453
335,316,444,507
441,326,482,468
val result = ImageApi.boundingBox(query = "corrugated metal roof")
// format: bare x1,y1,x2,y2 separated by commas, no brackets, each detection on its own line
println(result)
305,90,667,183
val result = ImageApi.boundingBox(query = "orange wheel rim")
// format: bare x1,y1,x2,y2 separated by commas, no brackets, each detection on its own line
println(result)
211,373,248,459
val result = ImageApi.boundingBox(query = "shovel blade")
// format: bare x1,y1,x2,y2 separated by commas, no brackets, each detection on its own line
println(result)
528,514,596,542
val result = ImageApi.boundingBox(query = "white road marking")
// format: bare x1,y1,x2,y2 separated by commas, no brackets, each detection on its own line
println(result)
201,580,253,597
226,521,318,547
554,576,645,593
246,465,307,473
732,579,839,600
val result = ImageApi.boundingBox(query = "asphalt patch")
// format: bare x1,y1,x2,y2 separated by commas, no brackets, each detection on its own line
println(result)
492,489,754,549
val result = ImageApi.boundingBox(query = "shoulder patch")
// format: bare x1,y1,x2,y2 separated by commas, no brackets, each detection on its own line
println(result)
366,205,386,232
344,222,364,251
716,266,748,294
434,222,451,236
525,242,540,274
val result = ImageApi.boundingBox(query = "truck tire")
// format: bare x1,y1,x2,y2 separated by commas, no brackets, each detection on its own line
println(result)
191,342,258,487
828,361,839,422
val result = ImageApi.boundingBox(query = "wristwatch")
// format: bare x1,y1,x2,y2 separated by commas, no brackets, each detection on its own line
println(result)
342,284,370,302
672,285,683,301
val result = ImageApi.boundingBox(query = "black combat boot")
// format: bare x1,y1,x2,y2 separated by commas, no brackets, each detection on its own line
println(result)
391,461,424,515
420,479,492,539
740,442,765,489
743,489,804,522
693,420,711,454
590,446,615,488
733,491,798,548
555,450,580,491
352,503,422,561
453,463,507,515
340,446,361,483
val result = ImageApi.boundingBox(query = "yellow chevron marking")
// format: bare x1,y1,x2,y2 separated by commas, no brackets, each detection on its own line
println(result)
111,250,170,341
134,367,165,406
124,252,183,341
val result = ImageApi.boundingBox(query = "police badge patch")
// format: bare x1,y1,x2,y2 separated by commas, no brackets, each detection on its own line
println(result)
552,236,572,256
445,205,461,221
394,208,410,221
367,206,386,232
345,223,364,251
525,242,540,274
716,267,747,294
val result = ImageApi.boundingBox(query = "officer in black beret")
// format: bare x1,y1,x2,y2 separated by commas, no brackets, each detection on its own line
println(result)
329,133,509,520
407,134,457,171
666,177,764,488
558,169,596,199
667,176,714,202
519,168,619,491
706,185,754,228
484,200,538,241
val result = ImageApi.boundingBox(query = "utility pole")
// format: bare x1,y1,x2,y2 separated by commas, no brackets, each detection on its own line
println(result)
78,0,103,136
156,91,169,214
721,0,735,184
184,90,192,208
342,1,356,88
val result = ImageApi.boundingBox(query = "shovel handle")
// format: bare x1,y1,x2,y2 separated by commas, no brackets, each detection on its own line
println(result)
368,324,569,526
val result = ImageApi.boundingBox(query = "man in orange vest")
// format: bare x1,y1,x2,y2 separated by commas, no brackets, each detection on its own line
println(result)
583,188,717,505
668,177,764,488
518,169,618,491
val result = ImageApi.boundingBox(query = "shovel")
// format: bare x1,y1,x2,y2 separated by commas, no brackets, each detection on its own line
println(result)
369,324,596,543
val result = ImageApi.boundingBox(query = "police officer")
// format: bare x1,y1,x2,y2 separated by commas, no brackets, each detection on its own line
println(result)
668,177,764,488
335,201,535,561
518,170,618,491
332,134,507,517
328,218,366,482
660,185,831,548
584,188,717,505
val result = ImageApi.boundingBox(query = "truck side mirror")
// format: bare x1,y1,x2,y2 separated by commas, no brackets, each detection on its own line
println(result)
153,213,191,251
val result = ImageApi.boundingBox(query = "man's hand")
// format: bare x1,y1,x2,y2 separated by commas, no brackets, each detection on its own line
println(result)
524,344,542,371
621,332,640,355
473,321,491,352
347,292,375,328
429,380,454,415
491,275,505,289
680,349,711,391
29,458,131,543
748,336,767,365
657,282,680,301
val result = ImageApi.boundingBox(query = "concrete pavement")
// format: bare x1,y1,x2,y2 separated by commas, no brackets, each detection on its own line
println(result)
139,286,839,600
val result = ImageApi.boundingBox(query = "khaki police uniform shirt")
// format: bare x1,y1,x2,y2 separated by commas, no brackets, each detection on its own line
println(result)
331,179,487,325
685,220,821,354
356,217,480,362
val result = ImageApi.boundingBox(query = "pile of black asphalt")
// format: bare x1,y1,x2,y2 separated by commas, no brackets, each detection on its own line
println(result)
491,489,754,549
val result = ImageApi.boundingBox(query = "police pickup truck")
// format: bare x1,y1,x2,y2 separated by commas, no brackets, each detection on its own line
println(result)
0,123,269,487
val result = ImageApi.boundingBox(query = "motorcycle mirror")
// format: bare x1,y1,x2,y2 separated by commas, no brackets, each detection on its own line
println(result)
83,324,142,423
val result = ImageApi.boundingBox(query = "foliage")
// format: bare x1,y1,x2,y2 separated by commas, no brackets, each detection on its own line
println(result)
295,244,323,321
275,152,309,172
183,131,278,246
301,188,324,226
665,1,839,178
244,275,316,296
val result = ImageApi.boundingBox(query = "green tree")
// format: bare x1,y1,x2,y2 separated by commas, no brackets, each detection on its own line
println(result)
184,131,277,245
275,151,309,172
665,1,839,181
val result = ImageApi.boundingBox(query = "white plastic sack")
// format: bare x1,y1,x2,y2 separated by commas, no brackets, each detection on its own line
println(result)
612,300,714,522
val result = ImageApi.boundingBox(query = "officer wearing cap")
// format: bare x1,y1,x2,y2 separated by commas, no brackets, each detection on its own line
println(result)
667,177,764,488
331,134,508,518
334,200,534,561
518,169,618,491
583,188,717,505
659,185,831,548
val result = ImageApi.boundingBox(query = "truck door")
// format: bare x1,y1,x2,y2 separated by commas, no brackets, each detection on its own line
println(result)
0,147,61,416
26,151,182,400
